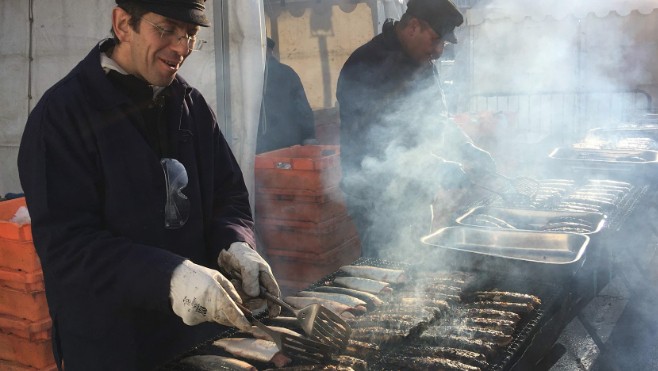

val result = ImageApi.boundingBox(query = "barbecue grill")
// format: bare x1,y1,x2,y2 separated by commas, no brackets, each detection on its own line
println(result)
161,257,580,371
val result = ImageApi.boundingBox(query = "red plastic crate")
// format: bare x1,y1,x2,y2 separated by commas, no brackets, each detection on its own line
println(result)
257,213,358,253
266,235,361,295
0,331,55,369
255,145,341,191
255,186,347,223
0,198,40,273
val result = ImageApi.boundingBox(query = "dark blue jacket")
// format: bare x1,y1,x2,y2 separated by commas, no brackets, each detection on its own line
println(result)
17,40,256,370
257,54,315,154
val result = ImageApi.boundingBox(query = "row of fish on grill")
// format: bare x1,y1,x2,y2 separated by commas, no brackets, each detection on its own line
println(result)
176,264,542,370
482,179,634,232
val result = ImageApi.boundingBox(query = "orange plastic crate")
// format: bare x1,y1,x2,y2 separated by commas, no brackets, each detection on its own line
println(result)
0,285,49,322
0,198,40,273
0,359,57,371
255,186,347,223
0,315,51,342
0,268,45,293
257,213,358,253
255,145,341,191
0,331,55,369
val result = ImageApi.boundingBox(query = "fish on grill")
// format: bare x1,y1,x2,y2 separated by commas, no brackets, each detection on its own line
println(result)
348,313,428,330
400,282,463,296
297,291,368,310
432,325,513,346
310,286,384,310
455,317,517,335
417,334,497,358
455,308,522,323
333,276,393,295
461,290,541,306
338,265,407,283
212,338,292,368
380,355,482,371
395,346,489,370
344,339,380,358
178,355,257,371
283,296,366,319
350,326,407,343
463,300,535,314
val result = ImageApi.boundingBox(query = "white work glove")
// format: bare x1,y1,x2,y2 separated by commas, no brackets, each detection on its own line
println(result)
218,242,282,318
170,260,251,331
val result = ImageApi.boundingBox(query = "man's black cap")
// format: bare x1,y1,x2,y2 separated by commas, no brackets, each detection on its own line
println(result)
405,0,464,43
116,0,211,27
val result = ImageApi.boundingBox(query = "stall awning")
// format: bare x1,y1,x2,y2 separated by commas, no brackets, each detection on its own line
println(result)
466,0,658,25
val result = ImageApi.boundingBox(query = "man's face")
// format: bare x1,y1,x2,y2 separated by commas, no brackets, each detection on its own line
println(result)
125,12,200,86
404,19,448,64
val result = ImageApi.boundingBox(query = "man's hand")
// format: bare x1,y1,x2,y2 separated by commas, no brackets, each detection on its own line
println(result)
169,260,251,331
218,242,281,317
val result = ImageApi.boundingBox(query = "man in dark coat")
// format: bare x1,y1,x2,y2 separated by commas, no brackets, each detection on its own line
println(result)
257,37,316,154
336,0,496,258
17,1,280,369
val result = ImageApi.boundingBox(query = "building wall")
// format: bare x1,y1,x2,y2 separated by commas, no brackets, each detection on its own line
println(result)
265,0,377,110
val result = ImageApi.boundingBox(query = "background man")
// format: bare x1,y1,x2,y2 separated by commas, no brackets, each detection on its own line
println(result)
257,37,316,154
336,0,496,258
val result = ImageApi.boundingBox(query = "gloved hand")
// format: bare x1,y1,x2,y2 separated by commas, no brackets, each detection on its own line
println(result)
170,260,251,331
436,160,468,190
218,242,281,317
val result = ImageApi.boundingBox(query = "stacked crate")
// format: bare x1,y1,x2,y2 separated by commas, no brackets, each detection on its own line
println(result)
0,198,56,371
255,145,361,295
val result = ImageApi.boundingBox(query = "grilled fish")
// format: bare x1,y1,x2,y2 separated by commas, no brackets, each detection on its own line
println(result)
461,290,541,306
284,296,364,318
338,265,407,283
212,338,292,368
464,300,535,314
298,291,368,309
311,286,384,310
396,346,489,370
381,355,481,371
333,276,393,295
456,308,521,323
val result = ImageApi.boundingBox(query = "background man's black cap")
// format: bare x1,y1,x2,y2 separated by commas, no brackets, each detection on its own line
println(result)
116,0,210,27
405,0,464,43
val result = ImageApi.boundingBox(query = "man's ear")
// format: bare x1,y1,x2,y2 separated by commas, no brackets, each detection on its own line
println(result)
112,7,133,43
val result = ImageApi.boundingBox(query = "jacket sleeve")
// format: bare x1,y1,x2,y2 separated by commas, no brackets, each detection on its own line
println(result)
203,102,256,259
17,97,184,313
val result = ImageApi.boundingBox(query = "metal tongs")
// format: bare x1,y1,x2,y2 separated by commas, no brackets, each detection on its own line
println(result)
235,302,334,364
260,289,352,352
228,271,352,351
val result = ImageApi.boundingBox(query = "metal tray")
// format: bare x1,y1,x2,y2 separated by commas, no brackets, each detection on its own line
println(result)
456,206,607,235
549,147,658,163
420,226,590,278
547,147,658,182
581,127,658,150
